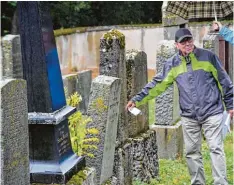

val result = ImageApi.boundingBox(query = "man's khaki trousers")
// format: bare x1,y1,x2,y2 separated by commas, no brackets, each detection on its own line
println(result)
181,113,228,185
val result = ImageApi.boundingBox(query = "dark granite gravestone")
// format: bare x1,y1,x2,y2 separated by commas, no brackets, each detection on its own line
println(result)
17,2,85,184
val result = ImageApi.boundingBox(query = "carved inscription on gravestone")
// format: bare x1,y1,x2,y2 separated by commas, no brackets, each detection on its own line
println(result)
55,122,72,158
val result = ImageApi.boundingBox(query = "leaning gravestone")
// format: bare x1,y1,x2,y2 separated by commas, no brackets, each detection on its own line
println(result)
155,40,180,125
2,35,23,79
17,2,85,184
86,75,121,185
126,49,149,137
0,79,30,185
99,29,128,145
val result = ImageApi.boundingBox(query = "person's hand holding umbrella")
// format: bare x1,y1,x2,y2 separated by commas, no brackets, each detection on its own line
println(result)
212,21,222,32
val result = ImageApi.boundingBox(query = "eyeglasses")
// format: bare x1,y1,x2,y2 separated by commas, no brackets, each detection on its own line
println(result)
179,38,193,46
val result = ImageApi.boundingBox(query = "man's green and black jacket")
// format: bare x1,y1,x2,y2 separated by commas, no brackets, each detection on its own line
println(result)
131,47,233,121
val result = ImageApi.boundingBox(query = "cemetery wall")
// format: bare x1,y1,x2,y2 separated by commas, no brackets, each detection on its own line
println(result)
55,22,233,74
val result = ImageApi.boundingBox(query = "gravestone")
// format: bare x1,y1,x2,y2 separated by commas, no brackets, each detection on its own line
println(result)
63,70,92,114
86,75,121,185
150,121,183,159
126,49,149,137
63,74,78,98
2,35,23,79
17,2,85,184
77,70,92,114
112,130,158,185
155,40,180,125
203,33,220,56
99,29,128,145
0,79,30,185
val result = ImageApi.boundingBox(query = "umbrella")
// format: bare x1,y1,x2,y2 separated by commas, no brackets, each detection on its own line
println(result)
166,1,233,21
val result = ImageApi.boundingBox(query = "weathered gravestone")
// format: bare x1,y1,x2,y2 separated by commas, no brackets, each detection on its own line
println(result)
155,40,180,125
0,79,30,185
112,130,158,185
63,70,92,114
77,70,92,114
99,29,128,145
152,40,183,159
126,49,149,137
2,35,23,79
203,33,220,56
86,75,121,185
17,2,85,183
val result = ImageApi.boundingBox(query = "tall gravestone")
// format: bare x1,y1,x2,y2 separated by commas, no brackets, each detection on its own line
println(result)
17,2,85,183
86,75,121,185
0,79,30,185
99,29,128,145
126,49,149,137
2,35,23,79
155,40,180,125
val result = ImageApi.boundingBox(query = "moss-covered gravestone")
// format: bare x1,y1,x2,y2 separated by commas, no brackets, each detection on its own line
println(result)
99,29,128,145
126,50,149,137
86,75,121,185
0,79,30,185
2,35,23,79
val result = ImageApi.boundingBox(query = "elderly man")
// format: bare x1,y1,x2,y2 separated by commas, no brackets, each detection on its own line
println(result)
126,28,233,185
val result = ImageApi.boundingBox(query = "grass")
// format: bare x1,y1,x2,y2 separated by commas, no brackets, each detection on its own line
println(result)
148,98,155,125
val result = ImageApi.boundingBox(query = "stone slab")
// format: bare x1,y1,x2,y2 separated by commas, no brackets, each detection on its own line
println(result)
77,70,92,114
150,121,183,159
126,49,149,137
113,130,159,184
63,70,92,114
2,35,23,79
86,75,121,185
99,29,128,145
155,40,180,125
0,79,30,185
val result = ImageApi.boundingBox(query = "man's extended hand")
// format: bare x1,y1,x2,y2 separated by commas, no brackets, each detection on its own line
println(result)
125,101,136,111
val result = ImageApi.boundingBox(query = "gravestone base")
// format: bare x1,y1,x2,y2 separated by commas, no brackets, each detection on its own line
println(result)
28,106,85,184
150,121,183,159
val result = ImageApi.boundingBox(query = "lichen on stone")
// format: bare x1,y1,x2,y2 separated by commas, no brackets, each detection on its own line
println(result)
103,29,125,49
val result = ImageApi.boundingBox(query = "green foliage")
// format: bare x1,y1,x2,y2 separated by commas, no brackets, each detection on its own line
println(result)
133,131,233,185
66,91,99,158
66,168,87,185
148,98,155,125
